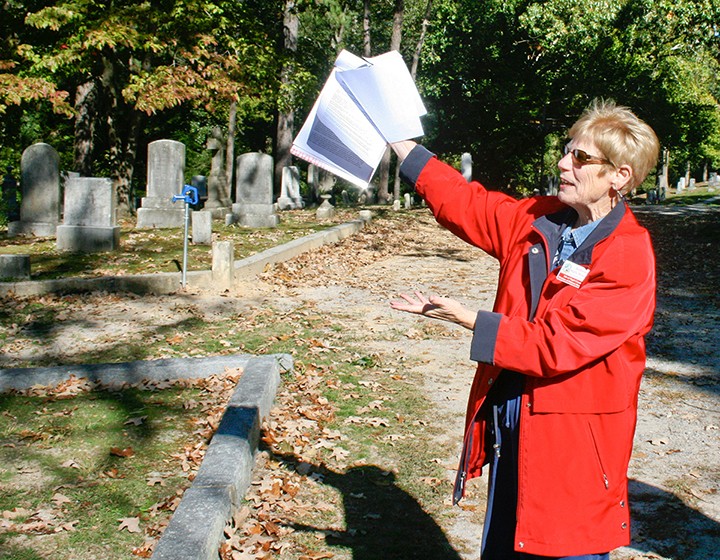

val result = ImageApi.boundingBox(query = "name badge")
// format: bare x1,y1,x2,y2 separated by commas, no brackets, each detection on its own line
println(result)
557,260,590,288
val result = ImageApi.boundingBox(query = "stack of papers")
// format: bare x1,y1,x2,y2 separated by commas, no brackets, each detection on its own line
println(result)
291,50,426,188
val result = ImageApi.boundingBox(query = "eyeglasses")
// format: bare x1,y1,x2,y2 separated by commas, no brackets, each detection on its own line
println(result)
563,144,615,167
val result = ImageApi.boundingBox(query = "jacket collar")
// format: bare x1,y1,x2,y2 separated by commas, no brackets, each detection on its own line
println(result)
532,200,627,266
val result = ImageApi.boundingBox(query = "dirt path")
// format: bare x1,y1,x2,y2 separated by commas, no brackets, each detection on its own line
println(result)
6,206,719,559
251,206,720,560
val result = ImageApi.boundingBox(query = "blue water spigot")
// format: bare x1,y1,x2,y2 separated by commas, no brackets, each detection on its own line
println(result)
172,184,199,206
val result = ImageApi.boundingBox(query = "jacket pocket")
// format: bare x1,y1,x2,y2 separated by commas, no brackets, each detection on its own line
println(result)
586,420,610,490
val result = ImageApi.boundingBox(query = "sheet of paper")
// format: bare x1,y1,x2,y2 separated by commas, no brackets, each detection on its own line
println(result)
336,50,426,143
291,68,386,187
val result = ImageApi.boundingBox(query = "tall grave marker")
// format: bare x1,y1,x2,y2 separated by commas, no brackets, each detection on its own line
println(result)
137,140,186,228
8,143,60,237
232,152,279,227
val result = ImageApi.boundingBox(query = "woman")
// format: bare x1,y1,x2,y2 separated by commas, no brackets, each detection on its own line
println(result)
390,99,660,559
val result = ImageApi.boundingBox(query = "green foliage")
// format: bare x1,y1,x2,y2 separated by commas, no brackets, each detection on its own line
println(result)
1,0,719,199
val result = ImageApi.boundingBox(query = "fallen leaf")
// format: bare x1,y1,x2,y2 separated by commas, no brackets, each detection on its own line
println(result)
51,493,72,506
118,517,141,533
110,447,135,458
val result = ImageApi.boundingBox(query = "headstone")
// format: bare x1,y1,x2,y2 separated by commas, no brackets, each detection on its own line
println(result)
203,127,232,218
404,193,413,209
0,254,31,280
277,166,303,210
8,143,60,237
212,240,234,290
191,175,207,204
341,190,350,206
308,164,319,199
137,139,186,228
192,210,212,245
392,199,401,211
676,177,686,192
56,177,120,252
461,152,473,182
358,210,373,222
316,194,335,221
688,178,696,190
231,152,279,228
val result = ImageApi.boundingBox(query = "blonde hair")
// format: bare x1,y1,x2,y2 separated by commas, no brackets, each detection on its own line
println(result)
569,99,660,190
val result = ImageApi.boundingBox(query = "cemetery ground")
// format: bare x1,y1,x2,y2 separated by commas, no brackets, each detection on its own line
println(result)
0,198,719,560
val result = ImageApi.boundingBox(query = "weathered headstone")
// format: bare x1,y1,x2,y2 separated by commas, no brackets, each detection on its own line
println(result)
277,166,303,210
192,210,212,245
461,152,473,182
191,175,207,204
316,194,335,221
231,152,279,228
404,193,413,209
203,127,232,218
8,143,60,237
56,177,120,252
676,177,686,192
137,140,186,228
392,199,401,211
0,254,31,280
212,240,234,290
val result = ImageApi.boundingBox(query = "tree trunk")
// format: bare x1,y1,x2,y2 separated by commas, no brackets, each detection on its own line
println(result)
100,54,141,219
73,80,98,176
378,0,404,204
363,0,371,57
394,0,433,200
274,0,299,194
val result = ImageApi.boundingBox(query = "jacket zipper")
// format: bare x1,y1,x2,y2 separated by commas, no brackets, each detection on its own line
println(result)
587,421,610,490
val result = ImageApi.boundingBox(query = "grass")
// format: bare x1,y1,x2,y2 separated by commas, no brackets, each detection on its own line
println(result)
0,296,455,559
0,381,214,559
0,208,358,281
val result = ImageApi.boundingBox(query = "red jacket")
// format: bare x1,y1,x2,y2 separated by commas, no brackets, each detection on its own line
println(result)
402,147,656,556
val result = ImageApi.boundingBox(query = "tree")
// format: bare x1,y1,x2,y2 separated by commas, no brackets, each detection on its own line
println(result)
2,0,281,216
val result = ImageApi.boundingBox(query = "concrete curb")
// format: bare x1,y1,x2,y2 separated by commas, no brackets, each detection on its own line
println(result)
151,354,290,560
0,218,367,297
0,352,292,560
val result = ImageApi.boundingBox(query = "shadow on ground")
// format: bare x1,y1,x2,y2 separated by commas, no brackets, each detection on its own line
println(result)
629,479,720,559
266,446,463,560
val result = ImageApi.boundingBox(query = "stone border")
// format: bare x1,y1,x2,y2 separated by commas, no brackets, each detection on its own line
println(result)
0,217,369,297
0,352,291,560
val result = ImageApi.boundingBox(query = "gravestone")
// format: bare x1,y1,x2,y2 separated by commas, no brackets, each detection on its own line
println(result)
404,193,413,209
191,175,207,206
308,164,319,200
212,241,234,290
231,152,279,228
192,210,212,245
392,199,401,211
137,140,186,228
316,194,335,221
56,177,120,252
0,254,31,280
461,152,473,182
277,166,303,210
203,127,232,218
8,143,60,237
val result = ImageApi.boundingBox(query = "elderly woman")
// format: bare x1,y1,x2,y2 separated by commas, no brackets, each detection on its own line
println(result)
390,99,660,560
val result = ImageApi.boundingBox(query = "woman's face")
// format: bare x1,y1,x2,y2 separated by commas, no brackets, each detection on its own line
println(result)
557,137,617,223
